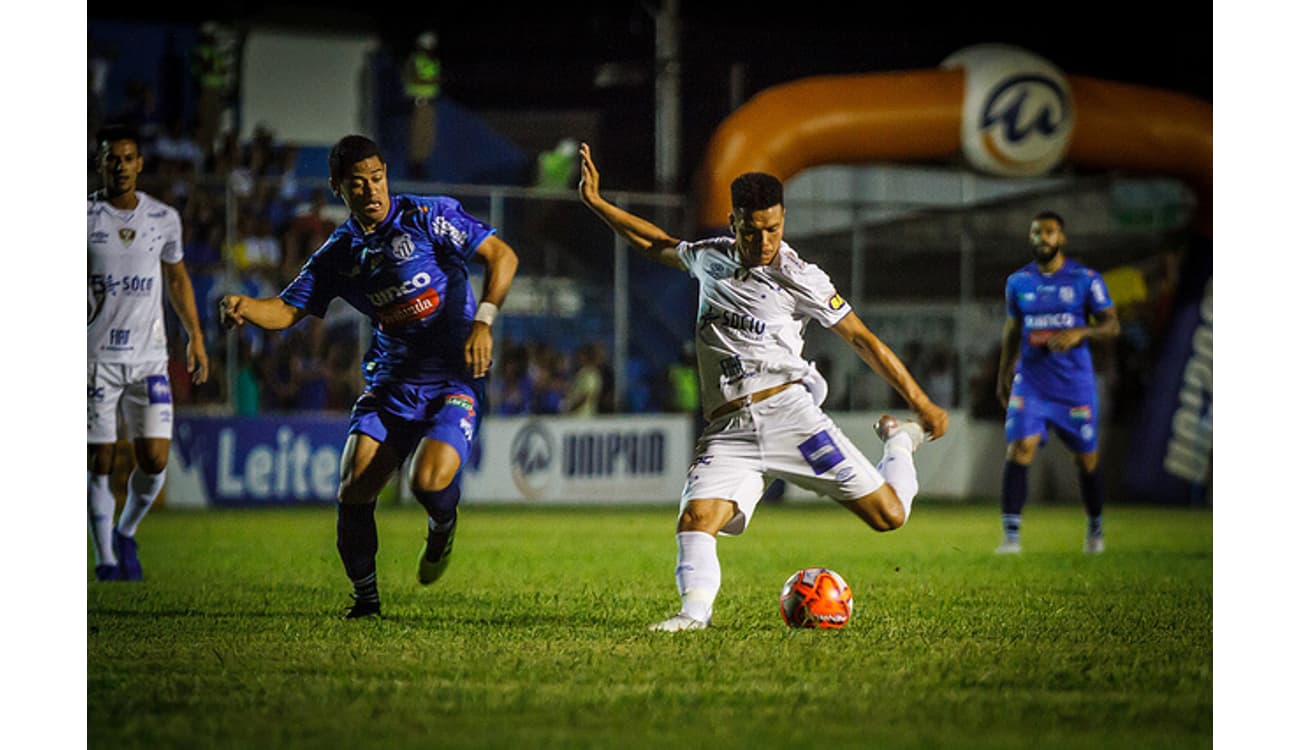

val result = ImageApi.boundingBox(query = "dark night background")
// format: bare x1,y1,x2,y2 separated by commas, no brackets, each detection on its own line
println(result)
86,2,1213,191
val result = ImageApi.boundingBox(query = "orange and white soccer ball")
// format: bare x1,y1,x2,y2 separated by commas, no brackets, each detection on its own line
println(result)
779,567,854,629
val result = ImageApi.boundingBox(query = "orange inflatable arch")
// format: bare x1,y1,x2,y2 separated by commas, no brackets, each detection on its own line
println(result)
694,69,1212,234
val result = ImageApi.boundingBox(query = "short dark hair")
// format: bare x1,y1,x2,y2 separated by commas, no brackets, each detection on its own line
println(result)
1032,210,1065,229
329,134,383,181
96,124,141,156
730,172,784,212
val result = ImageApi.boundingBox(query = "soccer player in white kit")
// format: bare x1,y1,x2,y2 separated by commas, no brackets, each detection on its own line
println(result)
577,144,949,630
88,125,209,582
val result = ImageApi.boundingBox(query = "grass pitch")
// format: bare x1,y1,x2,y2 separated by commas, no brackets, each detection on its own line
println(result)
87,503,1211,749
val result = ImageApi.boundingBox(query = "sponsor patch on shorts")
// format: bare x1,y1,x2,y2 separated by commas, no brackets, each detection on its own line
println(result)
446,394,476,415
1069,405,1092,420
1008,396,1023,410
145,375,172,404
798,431,845,475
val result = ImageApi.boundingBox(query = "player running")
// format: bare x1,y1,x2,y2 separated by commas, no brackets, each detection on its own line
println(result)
577,143,948,631
220,135,518,618
995,211,1119,555
88,124,209,582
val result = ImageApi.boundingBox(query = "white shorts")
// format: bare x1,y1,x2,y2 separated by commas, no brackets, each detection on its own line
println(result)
87,360,174,444
680,385,885,535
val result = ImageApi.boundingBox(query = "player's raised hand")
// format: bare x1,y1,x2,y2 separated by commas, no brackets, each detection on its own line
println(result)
219,295,247,329
578,142,601,207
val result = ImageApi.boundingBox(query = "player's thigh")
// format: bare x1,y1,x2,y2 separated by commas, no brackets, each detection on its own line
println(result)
680,421,765,536
407,391,477,492
1049,399,1100,457
755,390,884,503
88,361,126,445
678,498,743,534
338,432,404,504
120,363,174,443
1004,393,1046,463
87,442,116,474
408,439,463,493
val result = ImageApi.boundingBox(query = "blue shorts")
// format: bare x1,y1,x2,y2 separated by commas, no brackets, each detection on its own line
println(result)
1004,390,1099,454
348,380,481,464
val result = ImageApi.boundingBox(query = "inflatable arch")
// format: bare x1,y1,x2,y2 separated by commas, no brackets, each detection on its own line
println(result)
693,47,1212,235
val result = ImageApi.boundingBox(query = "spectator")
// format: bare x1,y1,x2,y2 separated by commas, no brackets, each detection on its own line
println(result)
563,343,606,417
402,30,441,179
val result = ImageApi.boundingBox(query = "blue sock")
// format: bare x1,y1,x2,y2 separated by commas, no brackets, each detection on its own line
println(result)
337,503,379,601
413,483,460,528
1079,468,1104,537
1001,461,1029,542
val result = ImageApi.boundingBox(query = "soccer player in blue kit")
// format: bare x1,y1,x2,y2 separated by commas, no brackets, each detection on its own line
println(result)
996,211,1119,555
220,135,518,617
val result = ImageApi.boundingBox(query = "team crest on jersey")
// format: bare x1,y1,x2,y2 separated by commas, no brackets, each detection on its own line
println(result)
389,233,416,261
1059,286,1075,303
118,228,136,245
705,261,730,279
827,293,846,311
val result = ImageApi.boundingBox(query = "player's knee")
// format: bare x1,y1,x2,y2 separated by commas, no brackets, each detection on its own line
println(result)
135,445,169,474
1007,440,1037,464
1075,451,1099,473
408,461,458,494
677,501,730,534
87,445,115,475
871,497,907,532
337,477,373,505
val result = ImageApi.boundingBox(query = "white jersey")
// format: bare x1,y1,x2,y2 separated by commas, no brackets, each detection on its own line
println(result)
87,190,183,364
677,238,851,417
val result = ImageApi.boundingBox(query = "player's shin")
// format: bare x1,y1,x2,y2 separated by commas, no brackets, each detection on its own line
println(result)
875,444,919,522
675,531,721,624
1001,462,1029,542
117,468,164,537
337,502,380,604
414,483,459,528
1079,468,1104,537
87,472,117,566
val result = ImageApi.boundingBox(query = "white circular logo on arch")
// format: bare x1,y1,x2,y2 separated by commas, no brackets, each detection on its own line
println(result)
942,45,1074,177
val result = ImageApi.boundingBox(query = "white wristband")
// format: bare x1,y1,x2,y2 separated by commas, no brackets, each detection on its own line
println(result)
474,301,499,326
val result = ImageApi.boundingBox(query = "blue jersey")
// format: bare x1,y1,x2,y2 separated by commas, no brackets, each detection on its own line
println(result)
280,194,495,388
1005,258,1113,402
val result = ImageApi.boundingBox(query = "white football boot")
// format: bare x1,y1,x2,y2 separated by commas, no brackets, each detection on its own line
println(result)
873,414,927,452
1083,534,1105,555
994,539,1023,555
648,612,709,632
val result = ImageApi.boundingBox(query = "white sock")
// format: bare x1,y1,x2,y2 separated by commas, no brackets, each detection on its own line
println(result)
87,473,117,566
117,468,165,537
675,531,721,623
877,438,919,522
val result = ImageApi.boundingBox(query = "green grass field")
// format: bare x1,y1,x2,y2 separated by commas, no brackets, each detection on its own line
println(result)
87,503,1212,749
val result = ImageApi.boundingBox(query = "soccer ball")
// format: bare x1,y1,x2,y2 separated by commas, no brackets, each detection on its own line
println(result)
779,567,854,629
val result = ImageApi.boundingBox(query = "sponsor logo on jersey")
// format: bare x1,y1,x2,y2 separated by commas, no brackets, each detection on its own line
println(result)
1069,405,1092,420
146,375,172,404
827,293,846,311
118,228,136,245
90,231,109,244
367,271,433,306
1022,292,1036,302
700,305,766,336
431,216,468,248
1025,312,1075,329
376,287,442,329
389,233,416,261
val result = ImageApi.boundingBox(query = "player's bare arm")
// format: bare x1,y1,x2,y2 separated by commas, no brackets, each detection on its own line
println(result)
161,260,209,385
1046,307,1120,352
465,234,519,378
995,316,1023,409
219,294,308,331
577,142,684,269
831,311,948,439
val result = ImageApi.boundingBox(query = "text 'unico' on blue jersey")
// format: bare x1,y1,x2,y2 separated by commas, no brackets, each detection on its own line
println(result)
1005,258,1113,403
278,194,495,387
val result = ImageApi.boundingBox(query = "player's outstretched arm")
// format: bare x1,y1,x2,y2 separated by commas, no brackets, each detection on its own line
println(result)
219,294,307,331
577,142,684,269
161,260,209,385
831,311,948,439
465,234,519,378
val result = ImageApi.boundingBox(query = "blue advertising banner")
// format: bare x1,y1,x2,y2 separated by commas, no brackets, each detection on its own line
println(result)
169,414,350,507
1123,242,1212,505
